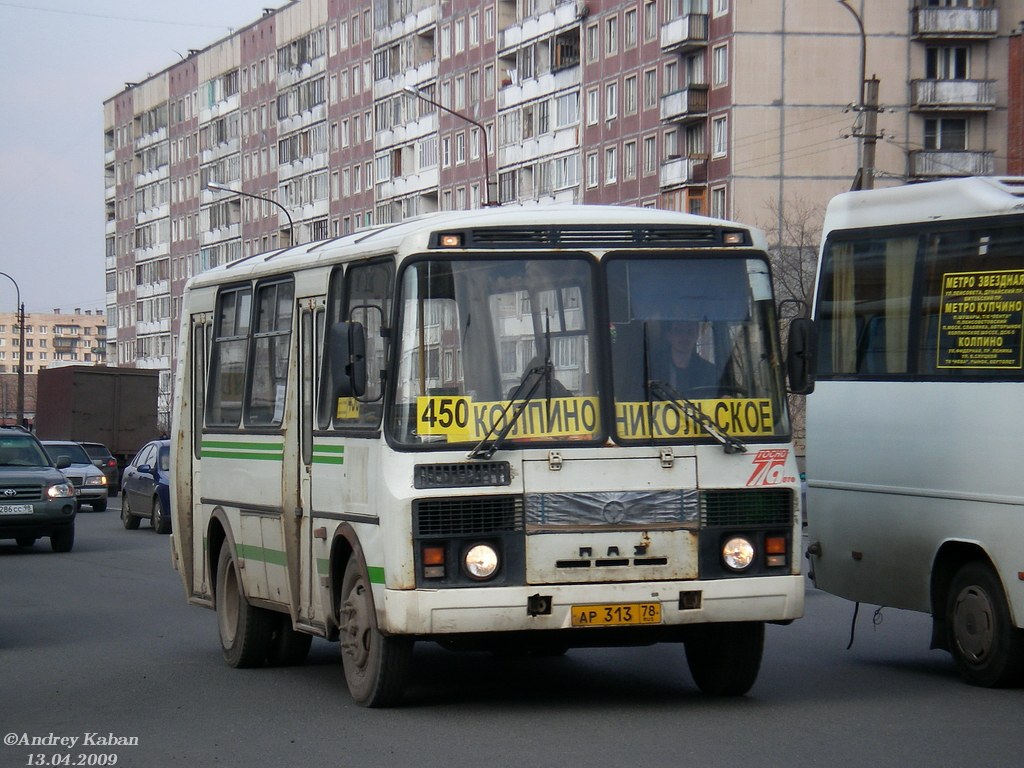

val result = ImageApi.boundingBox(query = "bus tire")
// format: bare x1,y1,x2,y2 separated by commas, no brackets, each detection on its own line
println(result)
685,621,764,696
267,615,313,667
216,545,274,668
338,557,412,707
946,561,1024,688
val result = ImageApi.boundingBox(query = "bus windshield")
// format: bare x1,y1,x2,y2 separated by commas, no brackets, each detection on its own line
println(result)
391,255,599,447
607,255,790,442
389,252,789,447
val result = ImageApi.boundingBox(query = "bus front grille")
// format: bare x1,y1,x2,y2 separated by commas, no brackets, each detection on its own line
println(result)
414,496,525,537
700,489,793,528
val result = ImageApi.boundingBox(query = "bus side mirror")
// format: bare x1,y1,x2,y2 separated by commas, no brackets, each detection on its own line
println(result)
787,317,816,395
329,321,367,398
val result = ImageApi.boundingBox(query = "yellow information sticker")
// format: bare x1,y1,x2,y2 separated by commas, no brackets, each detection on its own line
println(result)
614,399,775,439
335,397,361,420
416,395,600,441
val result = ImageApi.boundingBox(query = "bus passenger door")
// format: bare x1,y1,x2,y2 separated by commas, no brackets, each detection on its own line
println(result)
188,315,210,599
297,299,324,629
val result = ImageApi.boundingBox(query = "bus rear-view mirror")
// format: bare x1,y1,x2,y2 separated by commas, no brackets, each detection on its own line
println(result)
330,321,367,398
787,317,816,395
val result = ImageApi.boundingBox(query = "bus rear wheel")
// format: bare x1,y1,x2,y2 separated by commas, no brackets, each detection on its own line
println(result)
216,545,274,668
338,557,412,707
946,561,1024,687
685,621,764,696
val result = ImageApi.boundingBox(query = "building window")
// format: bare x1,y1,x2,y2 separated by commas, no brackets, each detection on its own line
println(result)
643,135,657,175
623,140,637,180
587,87,599,125
604,146,617,184
624,75,637,115
924,118,967,150
926,46,969,79
711,185,726,219
605,81,618,121
586,23,599,63
643,1,657,41
587,151,599,187
643,68,658,109
605,16,618,56
712,44,728,88
713,0,729,17
624,8,638,49
712,115,728,158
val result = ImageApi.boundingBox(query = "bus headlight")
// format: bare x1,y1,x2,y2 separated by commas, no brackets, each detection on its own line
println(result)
722,537,755,571
463,543,499,580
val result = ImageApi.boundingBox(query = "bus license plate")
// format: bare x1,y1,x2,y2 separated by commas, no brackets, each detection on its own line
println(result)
571,602,662,627
0,504,33,516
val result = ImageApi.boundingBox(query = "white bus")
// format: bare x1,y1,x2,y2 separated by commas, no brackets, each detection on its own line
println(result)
171,205,804,706
797,177,1024,687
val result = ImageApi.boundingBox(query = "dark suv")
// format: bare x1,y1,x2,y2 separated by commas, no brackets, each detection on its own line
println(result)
0,427,77,552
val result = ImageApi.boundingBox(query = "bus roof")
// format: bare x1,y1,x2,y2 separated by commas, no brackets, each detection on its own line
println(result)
823,176,1024,234
185,204,768,290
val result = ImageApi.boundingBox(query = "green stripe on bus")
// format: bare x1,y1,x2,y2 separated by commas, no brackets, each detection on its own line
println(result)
201,440,283,450
236,543,288,567
311,444,345,465
202,449,283,461
367,566,385,584
200,440,284,461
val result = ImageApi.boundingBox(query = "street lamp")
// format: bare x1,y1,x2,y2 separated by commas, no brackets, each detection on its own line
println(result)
0,271,25,425
403,84,498,207
207,181,296,246
837,0,877,191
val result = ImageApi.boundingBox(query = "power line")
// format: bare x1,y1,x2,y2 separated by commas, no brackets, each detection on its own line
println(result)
0,1,244,31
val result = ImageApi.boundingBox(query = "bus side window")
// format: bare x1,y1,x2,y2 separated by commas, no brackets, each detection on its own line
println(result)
207,285,252,428
245,279,294,427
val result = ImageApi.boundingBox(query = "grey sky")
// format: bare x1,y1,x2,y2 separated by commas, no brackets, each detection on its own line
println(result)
0,1,275,313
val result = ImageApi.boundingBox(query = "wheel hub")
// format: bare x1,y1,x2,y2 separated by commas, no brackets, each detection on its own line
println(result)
953,585,995,663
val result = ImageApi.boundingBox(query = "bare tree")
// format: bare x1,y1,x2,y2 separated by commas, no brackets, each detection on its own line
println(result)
758,195,825,454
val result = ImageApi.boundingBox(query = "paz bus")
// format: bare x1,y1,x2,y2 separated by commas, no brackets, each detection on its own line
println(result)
170,205,805,706
796,176,1024,687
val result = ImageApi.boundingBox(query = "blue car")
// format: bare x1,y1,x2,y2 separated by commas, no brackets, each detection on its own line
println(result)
120,439,171,534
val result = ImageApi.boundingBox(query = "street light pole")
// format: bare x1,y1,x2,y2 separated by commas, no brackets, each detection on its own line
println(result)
837,0,877,191
0,271,25,425
403,85,498,207
207,182,297,246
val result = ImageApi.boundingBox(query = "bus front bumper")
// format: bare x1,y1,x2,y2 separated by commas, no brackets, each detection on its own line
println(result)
379,574,804,636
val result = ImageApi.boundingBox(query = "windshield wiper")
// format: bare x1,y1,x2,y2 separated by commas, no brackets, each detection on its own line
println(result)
648,378,747,454
469,315,555,460
467,359,550,460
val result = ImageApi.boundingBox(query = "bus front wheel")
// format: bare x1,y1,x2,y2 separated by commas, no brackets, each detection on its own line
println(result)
216,545,274,668
685,621,764,696
338,557,412,707
946,561,1024,687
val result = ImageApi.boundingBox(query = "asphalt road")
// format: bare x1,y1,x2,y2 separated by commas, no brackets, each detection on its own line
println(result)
2,500,1021,768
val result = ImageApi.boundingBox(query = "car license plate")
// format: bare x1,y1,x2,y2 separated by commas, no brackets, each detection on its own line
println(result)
571,602,662,627
0,504,33,516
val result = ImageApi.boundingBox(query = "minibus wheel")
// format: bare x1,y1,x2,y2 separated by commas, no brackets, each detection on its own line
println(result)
338,557,412,707
684,621,764,696
946,561,1024,687
216,545,274,668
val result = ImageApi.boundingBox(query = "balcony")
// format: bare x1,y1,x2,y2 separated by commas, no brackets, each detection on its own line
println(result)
659,86,708,124
913,7,997,39
909,149,994,178
911,79,995,111
660,14,709,52
659,156,707,189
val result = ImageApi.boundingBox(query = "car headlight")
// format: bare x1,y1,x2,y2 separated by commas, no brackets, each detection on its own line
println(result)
86,476,107,486
47,482,75,499
463,543,500,580
722,536,755,571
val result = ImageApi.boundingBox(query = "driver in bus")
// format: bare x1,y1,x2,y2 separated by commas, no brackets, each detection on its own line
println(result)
658,320,722,396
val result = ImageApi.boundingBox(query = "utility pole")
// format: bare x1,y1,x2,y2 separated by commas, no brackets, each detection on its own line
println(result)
838,1,882,191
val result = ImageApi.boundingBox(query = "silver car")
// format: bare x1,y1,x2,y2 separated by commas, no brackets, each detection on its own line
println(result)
40,441,109,512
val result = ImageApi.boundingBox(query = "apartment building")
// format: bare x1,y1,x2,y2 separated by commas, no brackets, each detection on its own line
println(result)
103,0,1022,387
0,309,108,422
